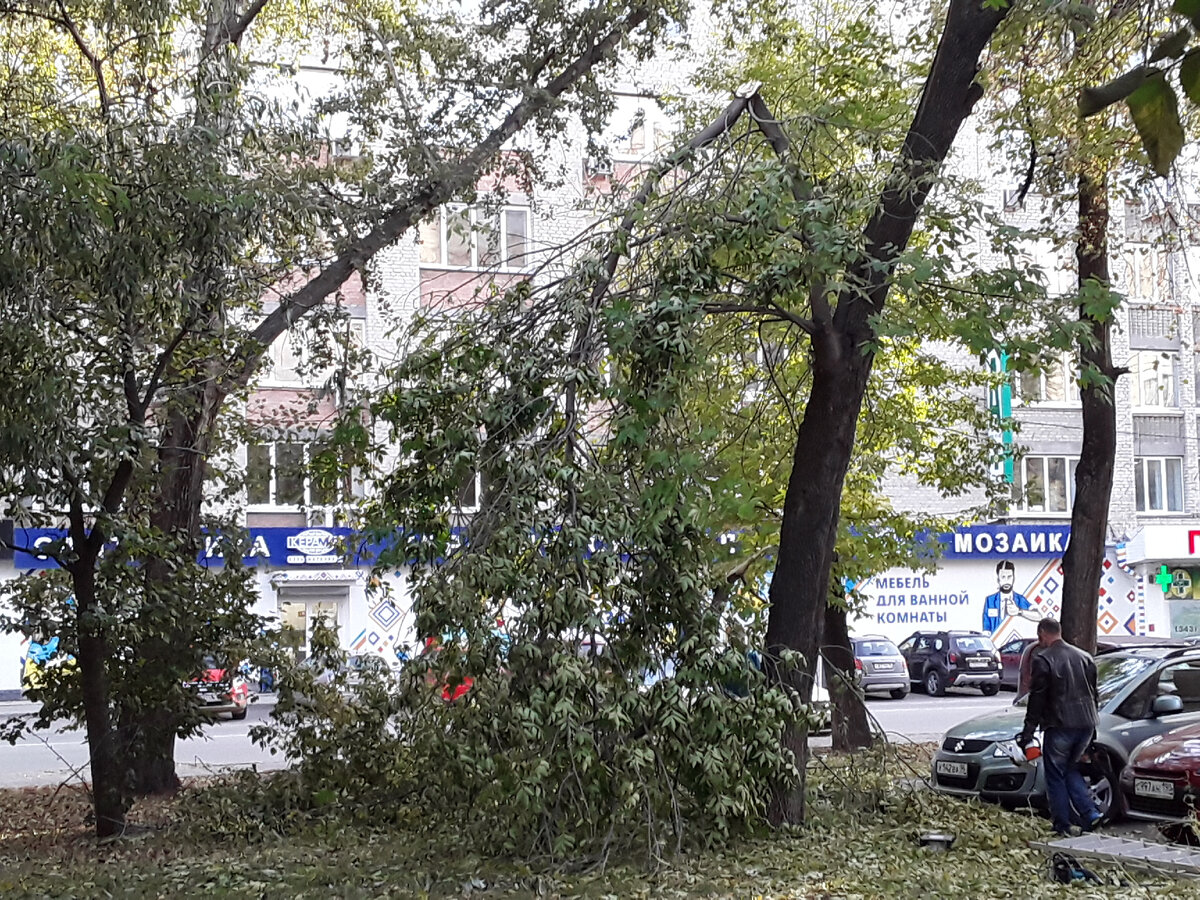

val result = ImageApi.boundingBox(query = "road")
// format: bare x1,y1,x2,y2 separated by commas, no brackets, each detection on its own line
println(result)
863,688,1012,744
0,698,285,789
0,688,1012,789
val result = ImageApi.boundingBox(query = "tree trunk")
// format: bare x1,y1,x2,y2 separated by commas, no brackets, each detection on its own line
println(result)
71,560,127,836
1060,172,1116,655
823,601,873,752
125,373,224,795
763,0,1010,824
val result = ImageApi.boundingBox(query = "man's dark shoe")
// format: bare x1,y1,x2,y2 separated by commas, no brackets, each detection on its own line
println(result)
1083,815,1103,833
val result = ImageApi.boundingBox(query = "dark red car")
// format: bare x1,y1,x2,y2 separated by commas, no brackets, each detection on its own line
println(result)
1119,718,1200,822
183,655,253,720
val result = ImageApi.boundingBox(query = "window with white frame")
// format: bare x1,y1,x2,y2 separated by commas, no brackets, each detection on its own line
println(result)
455,471,481,510
262,320,367,386
1122,244,1169,299
1016,353,1078,404
1135,456,1183,513
418,205,531,270
1011,455,1078,513
247,440,342,508
1129,350,1178,407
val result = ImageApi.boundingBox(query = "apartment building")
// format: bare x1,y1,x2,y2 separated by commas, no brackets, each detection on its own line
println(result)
854,128,1200,647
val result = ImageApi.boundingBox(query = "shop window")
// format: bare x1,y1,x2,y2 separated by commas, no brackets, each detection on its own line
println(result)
1129,350,1178,407
1011,455,1077,514
419,205,532,270
1135,456,1184,513
248,440,347,508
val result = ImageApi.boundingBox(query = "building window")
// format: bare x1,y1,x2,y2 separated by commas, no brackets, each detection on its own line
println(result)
418,205,531,270
1135,456,1183,513
1129,350,1177,407
264,320,366,386
1016,354,1078,404
1011,455,1078,513
247,441,340,508
456,472,480,510
1122,244,1169,299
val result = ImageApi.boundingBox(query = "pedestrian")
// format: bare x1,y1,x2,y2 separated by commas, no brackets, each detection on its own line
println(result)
1017,617,1102,836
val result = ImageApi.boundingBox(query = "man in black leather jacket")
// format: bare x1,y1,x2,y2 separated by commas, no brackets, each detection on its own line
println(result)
1018,617,1101,836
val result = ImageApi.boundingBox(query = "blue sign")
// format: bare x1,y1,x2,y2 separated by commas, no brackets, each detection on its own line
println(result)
940,525,1071,559
9,522,1073,571
11,526,385,570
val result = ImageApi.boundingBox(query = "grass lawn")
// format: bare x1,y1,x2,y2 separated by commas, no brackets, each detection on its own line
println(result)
1,744,1197,898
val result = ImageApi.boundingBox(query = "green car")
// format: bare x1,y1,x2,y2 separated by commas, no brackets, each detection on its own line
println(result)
931,646,1200,821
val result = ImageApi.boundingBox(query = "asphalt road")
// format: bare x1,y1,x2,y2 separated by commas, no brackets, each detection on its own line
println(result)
0,698,285,789
863,687,1013,744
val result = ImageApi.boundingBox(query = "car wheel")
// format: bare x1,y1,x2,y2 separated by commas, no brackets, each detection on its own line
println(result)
980,683,1000,697
924,668,945,697
231,706,248,720
889,688,908,700
1083,751,1124,823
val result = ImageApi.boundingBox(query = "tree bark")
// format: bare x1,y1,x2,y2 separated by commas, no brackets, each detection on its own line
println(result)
126,368,224,795
70,557,127,836
1060,171,1117,655
764,0,1010,825
825,607,873,753
823,601,873,752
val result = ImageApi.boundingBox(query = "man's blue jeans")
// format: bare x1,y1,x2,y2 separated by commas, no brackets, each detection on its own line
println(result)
1043,727,1099,832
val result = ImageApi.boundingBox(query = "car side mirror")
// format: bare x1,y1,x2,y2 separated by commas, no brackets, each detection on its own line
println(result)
1153,694,1184,716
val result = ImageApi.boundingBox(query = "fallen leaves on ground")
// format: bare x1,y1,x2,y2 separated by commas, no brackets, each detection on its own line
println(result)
0,744,1198,898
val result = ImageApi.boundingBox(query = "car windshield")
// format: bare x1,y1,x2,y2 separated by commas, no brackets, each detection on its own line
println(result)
953,637,994,653
1011,653,1158,709
1096,654,1158,707
856,641,900,656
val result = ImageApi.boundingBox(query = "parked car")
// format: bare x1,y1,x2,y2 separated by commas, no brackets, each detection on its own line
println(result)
898,630,1001,696
851,635,909,700
1120,720,1200,823
998,635,1188,695
931,646,1200,821
183,655,255,720
996,637,1036,691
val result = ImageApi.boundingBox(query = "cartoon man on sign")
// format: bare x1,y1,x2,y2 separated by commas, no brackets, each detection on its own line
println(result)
983,559,1039,635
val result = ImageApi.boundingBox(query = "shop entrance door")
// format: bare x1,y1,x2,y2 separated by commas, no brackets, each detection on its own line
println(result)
278,593,343,663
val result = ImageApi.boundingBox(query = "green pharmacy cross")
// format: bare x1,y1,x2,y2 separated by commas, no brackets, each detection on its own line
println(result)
1157,565,1174,595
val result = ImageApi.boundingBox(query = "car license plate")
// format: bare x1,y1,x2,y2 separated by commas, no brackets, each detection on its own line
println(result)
936,760,968,778
968,659,988,668
872,662,893,671
1134,778,1175,800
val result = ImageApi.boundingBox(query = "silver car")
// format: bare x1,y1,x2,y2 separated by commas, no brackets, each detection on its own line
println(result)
852,635,909,699
931,646,1200,820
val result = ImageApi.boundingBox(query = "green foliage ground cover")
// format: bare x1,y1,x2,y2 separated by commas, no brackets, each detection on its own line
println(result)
0,744,1195,899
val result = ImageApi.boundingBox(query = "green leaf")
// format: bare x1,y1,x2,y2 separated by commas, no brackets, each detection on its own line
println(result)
1149,27,1192,62
1176,0,1200,30
1181,49,1200,104
1126,73,1186,177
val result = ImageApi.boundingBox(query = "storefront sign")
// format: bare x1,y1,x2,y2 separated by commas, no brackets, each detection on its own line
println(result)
940,525,1071,559
12,526,377,570
1122,525,1200,566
